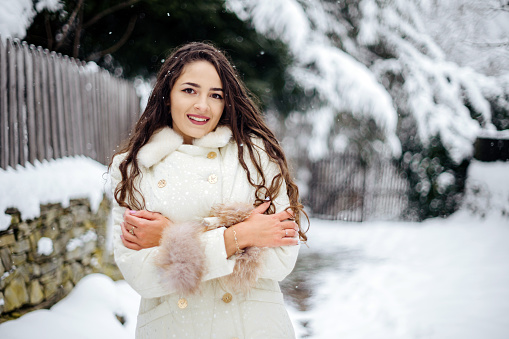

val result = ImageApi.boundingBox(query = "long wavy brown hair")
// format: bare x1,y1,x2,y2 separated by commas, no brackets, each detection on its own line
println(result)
109,42,307,240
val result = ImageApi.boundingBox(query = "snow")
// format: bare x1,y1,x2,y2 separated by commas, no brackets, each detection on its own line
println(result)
0,156,108,231
0,0,35,40
227,0,401,159
0,157,507,338
35,0,63,13
0,274,140,338
0,0,63,40
37,237,53,256
66,230,98,252
288,212,509,339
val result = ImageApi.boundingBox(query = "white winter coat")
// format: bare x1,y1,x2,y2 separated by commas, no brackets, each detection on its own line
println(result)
110,126,299,339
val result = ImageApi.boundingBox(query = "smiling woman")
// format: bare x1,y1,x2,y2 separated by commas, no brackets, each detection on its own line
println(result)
108,42,308,338
169,61,225,144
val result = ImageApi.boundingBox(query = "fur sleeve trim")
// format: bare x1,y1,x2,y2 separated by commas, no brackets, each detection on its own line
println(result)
155,202,266,295
211,202,266,294
154,221,206,295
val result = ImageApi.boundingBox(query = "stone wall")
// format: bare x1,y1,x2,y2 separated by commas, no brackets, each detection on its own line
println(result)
0,196,120,322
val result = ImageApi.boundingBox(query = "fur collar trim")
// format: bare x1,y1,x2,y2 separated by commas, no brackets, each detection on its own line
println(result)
137,126,232,168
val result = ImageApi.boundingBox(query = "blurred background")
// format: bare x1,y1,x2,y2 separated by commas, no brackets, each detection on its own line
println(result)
0,0,508,338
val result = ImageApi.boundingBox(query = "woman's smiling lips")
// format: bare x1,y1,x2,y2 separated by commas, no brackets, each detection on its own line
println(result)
187,114,210,125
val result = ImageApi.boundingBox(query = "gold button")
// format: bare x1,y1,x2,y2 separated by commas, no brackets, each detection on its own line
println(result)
157,179,166,188
207,151,217,159
208,174,218,184
222,292,232,303
177,298,188,309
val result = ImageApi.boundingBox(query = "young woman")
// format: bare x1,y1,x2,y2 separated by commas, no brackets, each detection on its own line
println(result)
109,42,307,338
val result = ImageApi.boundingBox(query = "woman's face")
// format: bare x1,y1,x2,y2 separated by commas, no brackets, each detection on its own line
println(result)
169,60,225,144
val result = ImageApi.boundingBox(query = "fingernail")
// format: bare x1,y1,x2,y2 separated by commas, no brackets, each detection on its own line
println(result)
129,210,137,215
264,197,270,201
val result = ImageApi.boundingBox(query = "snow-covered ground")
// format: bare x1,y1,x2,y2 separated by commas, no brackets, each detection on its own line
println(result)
0,212,507,339
0,158,508,338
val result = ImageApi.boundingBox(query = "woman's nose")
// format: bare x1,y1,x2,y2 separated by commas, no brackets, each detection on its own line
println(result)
194,95,209,111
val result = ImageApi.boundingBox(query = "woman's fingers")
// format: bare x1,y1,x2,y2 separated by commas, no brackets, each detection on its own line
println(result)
120,234,142,250
251,201,270,215
274,209,294,221
120,222,138,242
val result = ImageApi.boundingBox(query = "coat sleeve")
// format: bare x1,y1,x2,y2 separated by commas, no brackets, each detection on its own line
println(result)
248,138,301,282
110,154,235,299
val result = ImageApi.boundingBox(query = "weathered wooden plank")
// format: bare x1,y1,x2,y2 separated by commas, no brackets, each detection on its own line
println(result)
33,46,45,162
24,42,37,165
47,51,60,158
8,39,18,168
16,40,27,167
70,59,83,155
79,66,92,158
59,54,72,156
53,53,67,157
40,48,52,159
0,37,8,169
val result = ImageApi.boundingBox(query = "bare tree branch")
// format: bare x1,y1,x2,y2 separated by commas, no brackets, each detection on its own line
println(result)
86,15,137,61
83,0,141,29
44,13,53,50
73,6,84,58
55,0,85,51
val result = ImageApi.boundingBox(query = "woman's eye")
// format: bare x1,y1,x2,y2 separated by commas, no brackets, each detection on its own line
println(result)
211,93,223,100
183,88,195,94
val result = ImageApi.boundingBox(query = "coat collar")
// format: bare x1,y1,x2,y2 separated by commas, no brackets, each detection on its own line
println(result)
137,126,232,168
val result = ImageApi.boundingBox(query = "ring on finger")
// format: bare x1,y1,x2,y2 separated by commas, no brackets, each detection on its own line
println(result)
285,229,288,237
129,227,135,235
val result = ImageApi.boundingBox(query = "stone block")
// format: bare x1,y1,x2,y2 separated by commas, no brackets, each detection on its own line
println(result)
59,214,75,231
16,222,34,237
40,261,58,275
70,263,84,284
3,273,29,312
28,280,44,305
71,226,85,239
63,280,74,295
12,238,30,254
0,233,16,247
42,225,59,240
0,248,12,271
61,264,72,283
0,259,4,277
65,246,82,261
40,268,61,286
42,280,59,300
11,253,27,266
29,264,41,278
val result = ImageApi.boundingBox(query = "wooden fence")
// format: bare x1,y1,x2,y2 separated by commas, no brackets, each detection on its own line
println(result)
306,154,409,221
0,38,140,170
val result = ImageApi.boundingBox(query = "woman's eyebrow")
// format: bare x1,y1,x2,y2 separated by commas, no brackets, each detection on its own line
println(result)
181,82,223,92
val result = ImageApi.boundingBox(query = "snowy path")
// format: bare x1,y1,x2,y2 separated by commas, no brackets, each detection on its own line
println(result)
1,213,508,339
286,213,509,339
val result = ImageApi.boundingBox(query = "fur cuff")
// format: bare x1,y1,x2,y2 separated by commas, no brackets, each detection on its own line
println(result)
154,221,206,295
211,202,266,294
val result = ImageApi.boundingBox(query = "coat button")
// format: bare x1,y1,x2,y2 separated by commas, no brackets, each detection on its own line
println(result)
208,174,218,184
177,298,188,309
157,179,166,188
207,151,217,159
222,292,232,303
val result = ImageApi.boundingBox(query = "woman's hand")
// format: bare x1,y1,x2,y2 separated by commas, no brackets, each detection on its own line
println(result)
224,201,299,257
120,210,172,251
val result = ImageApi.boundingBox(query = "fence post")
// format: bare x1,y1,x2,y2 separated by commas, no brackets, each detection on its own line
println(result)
0,37,8,170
